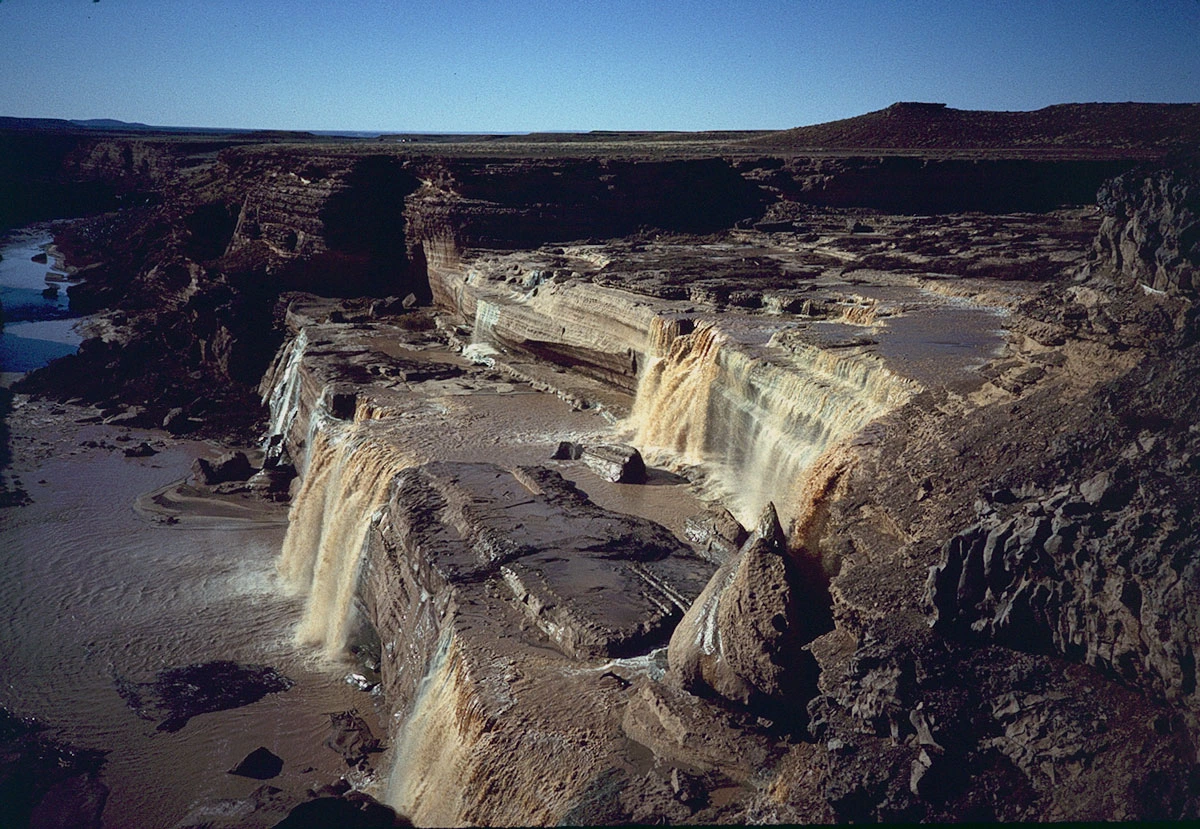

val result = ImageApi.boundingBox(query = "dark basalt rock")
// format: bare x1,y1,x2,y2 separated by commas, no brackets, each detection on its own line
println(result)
229,746,284,780
162,406,201,435
122,441,157,458
114,660,293,732
684,506,748,564
192,450,255,485
0,708,109,829
1093,153,1200,300
550,440,583,460
272,793,411,829
324,710,382,768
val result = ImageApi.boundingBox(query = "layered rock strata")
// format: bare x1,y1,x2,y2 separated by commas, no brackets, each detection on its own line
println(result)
254,196,1142,823
364,463,717,825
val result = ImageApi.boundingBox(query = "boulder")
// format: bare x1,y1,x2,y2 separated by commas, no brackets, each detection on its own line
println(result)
162,407,200,435
684,507,748,564
551,440,584,460
667,503,816,714
581,444,646,483
193,451,256,485
325,710,381,768
246,466,296,500
101,405,144,426
272,793,409,828
229,746,284,780
123,442,158,458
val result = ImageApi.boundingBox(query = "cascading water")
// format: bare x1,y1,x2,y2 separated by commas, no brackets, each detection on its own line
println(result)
384,627,470,827
629,316,916,528
263,327,309,455
258,287,920,824
276,405,415,658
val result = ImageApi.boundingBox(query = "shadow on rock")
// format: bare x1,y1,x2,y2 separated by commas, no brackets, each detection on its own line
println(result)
272,793,412,829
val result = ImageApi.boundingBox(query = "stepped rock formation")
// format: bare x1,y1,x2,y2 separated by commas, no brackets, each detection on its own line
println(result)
6,112,1200,824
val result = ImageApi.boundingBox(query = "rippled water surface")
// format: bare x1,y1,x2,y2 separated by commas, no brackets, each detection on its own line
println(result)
0,408,379,827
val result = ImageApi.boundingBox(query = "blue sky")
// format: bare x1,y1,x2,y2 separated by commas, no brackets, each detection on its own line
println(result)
1,0,1198,132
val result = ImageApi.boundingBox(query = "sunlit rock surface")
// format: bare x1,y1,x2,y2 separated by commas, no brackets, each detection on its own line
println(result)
248,180,1200,822
667,503,822,713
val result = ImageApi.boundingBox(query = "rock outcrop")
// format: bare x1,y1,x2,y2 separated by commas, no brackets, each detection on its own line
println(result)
667,503,822,716
927,338,1200,719
1092,153,1200,300
358,463,714,825
11,116,1200,823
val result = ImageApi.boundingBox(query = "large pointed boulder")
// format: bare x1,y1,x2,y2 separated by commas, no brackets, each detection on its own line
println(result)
667,503,816,713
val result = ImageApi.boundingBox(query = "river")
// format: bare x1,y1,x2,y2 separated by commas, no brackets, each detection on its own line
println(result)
0,226,82,383
0,225,386,826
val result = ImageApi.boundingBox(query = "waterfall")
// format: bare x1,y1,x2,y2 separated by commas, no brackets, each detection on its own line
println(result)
276,410,415,658
384,627,470,826
263,328,309,450
629,316,915,528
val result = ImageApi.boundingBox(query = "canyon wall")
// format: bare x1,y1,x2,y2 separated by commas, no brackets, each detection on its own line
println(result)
753,155,1134,214
1091,153,1200,299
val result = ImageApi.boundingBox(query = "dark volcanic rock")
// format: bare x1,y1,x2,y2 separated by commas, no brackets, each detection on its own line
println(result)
0,708,108,829
229,746,284,780
162,406,200,435
1093,153,1200,299
115,660,293,732
324,710,381,768
550,440,583,460
272,793,410,829
122,441,157,458
805,629,1199,823
192,450,255,485
927,340,1200,717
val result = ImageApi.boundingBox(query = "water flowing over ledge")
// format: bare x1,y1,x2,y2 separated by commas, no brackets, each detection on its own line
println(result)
259,259,928,823
628,315,916,528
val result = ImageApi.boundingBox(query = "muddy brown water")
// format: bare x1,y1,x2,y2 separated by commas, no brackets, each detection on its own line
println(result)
0,378,708,826
0,406,382,827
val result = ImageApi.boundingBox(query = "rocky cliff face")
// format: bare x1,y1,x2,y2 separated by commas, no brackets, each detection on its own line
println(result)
1091,154,1200,300
783,162,1200,822
750,155,1135,214
249,175,1200,823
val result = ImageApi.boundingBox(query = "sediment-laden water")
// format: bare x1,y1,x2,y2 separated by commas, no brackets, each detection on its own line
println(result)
1,336,711,826
0,402,381,827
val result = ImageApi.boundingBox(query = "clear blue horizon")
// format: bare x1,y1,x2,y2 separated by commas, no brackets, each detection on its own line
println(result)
1,0,1198,133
